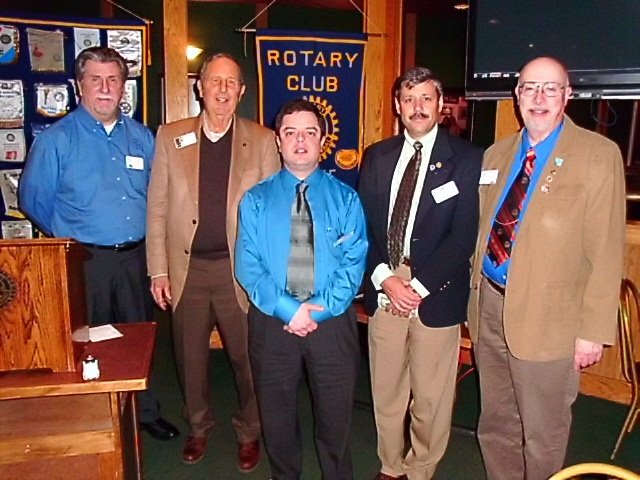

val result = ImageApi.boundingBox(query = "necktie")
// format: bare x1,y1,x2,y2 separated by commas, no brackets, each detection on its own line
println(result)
286,182,315,301
388,141,423,269
487,148,536,266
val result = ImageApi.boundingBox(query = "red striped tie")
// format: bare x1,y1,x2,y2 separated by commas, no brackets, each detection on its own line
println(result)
487,148,535,266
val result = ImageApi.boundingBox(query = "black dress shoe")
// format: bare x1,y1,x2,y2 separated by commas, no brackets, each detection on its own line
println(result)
140,417,180,441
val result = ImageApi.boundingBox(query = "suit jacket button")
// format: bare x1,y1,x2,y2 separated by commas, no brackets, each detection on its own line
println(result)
192,219,197,224
184,250,189,255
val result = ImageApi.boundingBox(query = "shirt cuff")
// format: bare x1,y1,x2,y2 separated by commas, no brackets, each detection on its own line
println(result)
306,294,331,323
371,263,394,290
409,278,430,298
273,294,302,325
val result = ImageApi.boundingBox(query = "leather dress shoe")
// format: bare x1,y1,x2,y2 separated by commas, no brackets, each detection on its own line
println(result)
183,435,209,464
140,417,180,441
374,473,408,480
237,440,260,473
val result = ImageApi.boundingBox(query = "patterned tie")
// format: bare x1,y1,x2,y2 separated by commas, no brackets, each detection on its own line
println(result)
487,147,536,266
286,182,315,301
388,141,423,269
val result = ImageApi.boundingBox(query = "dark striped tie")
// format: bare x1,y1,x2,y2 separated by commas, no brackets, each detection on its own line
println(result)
286,182,314,301
388,141,423,269
487,148,536,266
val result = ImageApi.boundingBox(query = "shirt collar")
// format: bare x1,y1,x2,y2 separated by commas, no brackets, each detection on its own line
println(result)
76,103,124,130
202,114,234,142
403,125,438,151
281,166,322,191
521,120,564,157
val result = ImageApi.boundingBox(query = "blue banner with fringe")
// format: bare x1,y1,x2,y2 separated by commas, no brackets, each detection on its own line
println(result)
256,30,366,187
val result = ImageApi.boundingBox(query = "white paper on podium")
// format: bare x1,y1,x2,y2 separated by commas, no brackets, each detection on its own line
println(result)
89,324,123,342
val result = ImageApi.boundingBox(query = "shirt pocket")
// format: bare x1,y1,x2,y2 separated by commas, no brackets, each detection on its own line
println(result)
321,217,345,260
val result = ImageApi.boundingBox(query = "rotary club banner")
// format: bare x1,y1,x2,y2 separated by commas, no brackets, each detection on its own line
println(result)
256,30,366,187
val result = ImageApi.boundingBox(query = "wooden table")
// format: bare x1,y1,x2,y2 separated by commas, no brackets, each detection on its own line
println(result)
0,323,156,479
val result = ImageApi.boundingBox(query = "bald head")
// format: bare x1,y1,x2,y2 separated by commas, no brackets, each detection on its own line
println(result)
519,57,570,86
516,56,572,144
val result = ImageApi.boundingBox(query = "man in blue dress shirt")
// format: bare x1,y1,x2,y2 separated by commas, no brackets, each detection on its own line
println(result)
235,99,368,480
19,47,178,441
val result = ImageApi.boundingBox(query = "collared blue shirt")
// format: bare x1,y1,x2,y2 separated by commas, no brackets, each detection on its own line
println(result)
483,122,564,285
19,104,154,244
235,167,368,324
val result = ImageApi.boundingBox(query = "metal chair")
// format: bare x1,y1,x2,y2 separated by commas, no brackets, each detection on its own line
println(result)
549,462,640,480
611,278,640,459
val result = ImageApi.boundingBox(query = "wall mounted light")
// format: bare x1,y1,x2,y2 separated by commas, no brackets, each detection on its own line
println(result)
186,45,204,61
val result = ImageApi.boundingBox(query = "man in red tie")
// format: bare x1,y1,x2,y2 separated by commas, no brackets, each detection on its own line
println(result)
468,56,626,480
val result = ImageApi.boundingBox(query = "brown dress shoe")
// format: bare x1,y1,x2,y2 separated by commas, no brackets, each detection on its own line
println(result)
374,473,408,480
182,435,208,464
237,440,260,473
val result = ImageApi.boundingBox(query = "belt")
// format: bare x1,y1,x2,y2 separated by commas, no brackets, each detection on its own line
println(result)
401,257,411,267
82,238,145,252
484,275,506,295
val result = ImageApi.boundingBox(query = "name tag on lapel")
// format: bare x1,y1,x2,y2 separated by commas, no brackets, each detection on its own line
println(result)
174,132,197,149
431,181,459,204
479,169,499,185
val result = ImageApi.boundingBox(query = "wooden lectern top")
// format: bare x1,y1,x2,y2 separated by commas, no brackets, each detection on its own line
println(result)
0,323,156,401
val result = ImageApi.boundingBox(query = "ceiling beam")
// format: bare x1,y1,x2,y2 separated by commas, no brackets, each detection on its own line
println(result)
189,0,364,10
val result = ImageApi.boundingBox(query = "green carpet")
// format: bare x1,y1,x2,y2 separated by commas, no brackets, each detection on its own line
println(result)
142,313,640,479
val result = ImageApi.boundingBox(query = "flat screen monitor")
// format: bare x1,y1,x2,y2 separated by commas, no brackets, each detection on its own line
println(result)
466,1,640,99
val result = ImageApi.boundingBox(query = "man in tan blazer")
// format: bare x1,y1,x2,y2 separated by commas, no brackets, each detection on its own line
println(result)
146,53,280,470
468,56,625,480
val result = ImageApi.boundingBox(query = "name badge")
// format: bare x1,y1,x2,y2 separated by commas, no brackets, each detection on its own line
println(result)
174,132,197,149
479,169,499,185
431,181,459,204
125,155,144,170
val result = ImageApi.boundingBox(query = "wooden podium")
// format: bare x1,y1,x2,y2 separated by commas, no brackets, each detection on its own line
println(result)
0,323,155,479
0,238,154,478
0,238,88,372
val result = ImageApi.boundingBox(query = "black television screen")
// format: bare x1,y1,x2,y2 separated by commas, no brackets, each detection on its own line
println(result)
466,1,640,99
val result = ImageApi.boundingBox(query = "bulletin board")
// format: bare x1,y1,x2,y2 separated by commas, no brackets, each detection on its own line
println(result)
0,14,148,239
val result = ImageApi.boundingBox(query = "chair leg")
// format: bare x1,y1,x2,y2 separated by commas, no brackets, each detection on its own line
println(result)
628,405,640,433
611,393,640,460
611,405,636,459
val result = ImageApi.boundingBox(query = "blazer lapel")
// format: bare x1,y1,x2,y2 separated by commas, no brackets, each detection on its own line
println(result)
228,116,249,209
178,116,202,207
478,133,521,234
377,136,404,237
413,129,454,226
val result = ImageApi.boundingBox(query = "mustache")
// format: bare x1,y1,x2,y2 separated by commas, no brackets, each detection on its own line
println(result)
409,112,430,120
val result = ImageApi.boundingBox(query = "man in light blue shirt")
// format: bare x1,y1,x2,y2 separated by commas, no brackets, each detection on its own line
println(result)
19,47,178,441
235,99,368,480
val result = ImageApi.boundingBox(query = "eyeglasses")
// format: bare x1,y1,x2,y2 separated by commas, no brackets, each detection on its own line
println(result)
518,82,566,97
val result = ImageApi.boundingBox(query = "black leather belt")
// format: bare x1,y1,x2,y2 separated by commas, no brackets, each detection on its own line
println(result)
82,238,145,252
484,276,506,295
401,257,411,266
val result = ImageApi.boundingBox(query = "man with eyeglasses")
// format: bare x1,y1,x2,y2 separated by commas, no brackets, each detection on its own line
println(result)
146,52,280,469
468,56,625,480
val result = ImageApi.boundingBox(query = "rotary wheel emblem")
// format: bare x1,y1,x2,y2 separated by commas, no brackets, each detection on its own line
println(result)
0,270,17,309
306,95,340,162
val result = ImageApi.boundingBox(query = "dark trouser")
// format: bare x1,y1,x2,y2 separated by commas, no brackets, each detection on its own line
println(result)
249,304,360,480
172,256,260,441
83,242,160,423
